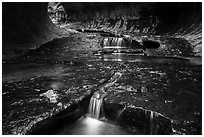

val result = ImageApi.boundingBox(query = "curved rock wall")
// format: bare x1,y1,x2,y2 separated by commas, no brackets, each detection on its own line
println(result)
2,2,202,58
2,2,66,59
63,2,201,56
64,3,201,34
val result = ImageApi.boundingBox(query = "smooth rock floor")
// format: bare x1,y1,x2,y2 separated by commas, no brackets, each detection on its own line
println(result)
2,32,202,135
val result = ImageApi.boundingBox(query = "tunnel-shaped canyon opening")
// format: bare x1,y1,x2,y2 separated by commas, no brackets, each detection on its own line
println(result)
2,2,202,135
2,2,202,58
47,2,67,26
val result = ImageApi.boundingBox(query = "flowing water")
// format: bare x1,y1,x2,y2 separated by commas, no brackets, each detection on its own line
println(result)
88,71,123,119
55,71,131,135
88,93,104,119
103,37,126,49
2,35,202,134
57,116,131,135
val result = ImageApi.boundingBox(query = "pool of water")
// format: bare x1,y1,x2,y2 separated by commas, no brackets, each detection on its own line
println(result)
55,116,131,135
97,52,193,64
2,36,202,134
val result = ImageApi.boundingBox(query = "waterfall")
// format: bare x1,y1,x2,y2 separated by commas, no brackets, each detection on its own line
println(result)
102,37,125,49
149,111,154,135
88,92,104,119
87,71,123,119
117,38,123,47
103,38,109,47
113,38,118,46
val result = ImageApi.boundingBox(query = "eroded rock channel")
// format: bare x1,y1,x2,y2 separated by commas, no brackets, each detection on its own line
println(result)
2,2,202,135
3,32,202,135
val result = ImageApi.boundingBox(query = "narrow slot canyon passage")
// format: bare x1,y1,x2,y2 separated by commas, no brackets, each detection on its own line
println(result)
2,2,202,135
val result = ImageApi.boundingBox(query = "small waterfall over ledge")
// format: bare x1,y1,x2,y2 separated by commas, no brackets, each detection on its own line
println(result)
102,37,126,49
88,92,105,119
27,70,173,135
101,37,160,50
87,71,123,119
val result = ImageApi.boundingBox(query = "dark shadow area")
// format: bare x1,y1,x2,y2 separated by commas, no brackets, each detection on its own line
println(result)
26,97,173,135
26,92,93,135
103,102,172,135
2,2,202,135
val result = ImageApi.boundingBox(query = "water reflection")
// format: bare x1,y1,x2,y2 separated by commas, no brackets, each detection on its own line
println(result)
98,53,193,65
102,53,143,62
2,41,201,135
103,53,123,62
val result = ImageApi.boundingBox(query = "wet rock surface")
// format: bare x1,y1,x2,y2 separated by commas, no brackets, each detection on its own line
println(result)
63,3,201,56
26,92,93,135
3,2,201,58
103,61,201,134
2,31,202,134
103,103,172,134
2,33,104,134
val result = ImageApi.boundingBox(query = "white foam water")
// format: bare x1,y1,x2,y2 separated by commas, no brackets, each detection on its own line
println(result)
59,116,129,135
88,71,123,119
88,93,104,119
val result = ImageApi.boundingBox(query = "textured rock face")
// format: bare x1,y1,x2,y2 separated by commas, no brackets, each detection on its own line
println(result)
2,3,202,135
48,2,67,25
62,2,201,56
63,3,201,34
103,102,172,135
2,2,202,58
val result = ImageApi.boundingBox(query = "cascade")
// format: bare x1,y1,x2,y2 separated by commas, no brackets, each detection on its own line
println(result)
111,38,117,46
117,38,124,47
149,111,154,134
102,37,126,49
88,92,105,119
87,71,123,119
103,38,109,47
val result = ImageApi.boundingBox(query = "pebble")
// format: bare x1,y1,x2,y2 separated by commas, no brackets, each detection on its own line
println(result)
57,102,63,107
40,89,58,103
141,86,147,93
35,89,41,92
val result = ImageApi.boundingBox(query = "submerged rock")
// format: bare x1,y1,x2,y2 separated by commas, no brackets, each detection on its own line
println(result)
40,89,58,103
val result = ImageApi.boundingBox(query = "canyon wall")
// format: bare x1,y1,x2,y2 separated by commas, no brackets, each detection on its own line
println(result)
2,2,202,58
